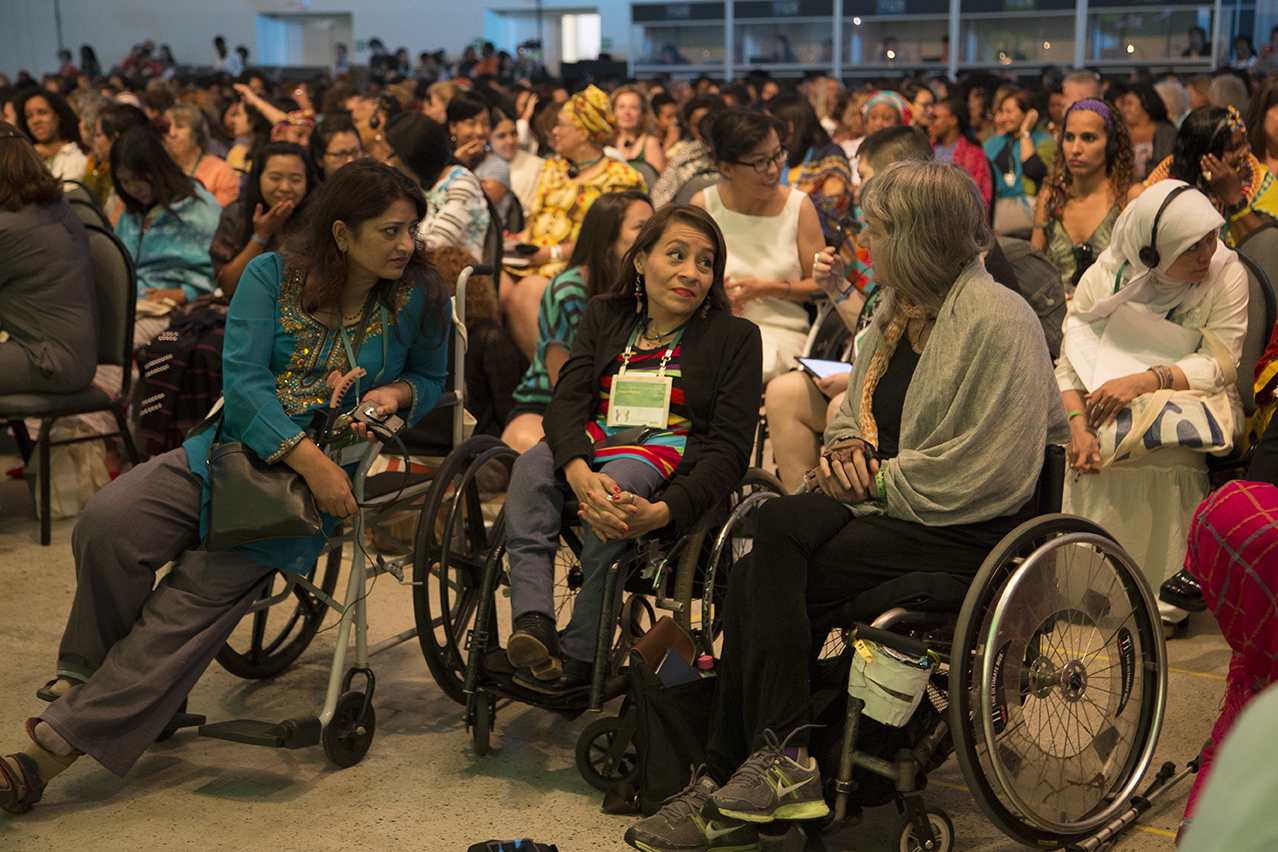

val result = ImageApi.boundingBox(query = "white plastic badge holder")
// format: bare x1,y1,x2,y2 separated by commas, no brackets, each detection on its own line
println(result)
606,324,683,429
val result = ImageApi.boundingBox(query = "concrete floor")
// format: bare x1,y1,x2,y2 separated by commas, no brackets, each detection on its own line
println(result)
0,435,1229,852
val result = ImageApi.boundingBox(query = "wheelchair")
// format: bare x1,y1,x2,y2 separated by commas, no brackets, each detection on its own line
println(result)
190,263,494,767
409,429,784,761
777,446,1171,851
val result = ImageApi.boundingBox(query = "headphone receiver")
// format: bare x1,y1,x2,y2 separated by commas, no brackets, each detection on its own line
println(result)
369,113,380,130
1138,184,1193,269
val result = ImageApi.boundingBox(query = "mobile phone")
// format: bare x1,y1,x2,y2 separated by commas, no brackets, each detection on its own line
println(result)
796,357,853,380
514,243,539,256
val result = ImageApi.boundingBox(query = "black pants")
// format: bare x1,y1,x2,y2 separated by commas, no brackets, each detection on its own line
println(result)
704,492,1033,783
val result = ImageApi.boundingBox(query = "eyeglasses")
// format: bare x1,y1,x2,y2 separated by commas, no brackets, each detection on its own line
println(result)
733,147,788,174
325,147,362,161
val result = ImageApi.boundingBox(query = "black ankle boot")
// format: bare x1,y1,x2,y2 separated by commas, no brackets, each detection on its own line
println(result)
1160,569,1207,613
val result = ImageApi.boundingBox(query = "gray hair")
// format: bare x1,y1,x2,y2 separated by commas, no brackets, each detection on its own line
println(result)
1154,79,1190,124
67,89,109,135
165,103,209,152
858,160,992,318
1063,69,1102,99
1209,74,1249,114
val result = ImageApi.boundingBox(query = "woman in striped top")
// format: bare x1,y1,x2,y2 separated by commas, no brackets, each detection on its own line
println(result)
501,204,763,694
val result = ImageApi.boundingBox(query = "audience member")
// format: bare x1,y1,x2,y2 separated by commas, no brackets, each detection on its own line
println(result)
504,204,761,694
763,95,854,247
1057,182,1246,635
1061,69,1102,110
985,88,1055,237
1244,76,1278,178
351,94,399,165
930,97,992,213
1209,74,1249,114
1155,78,1191,128
1144,106,1278,247
447,94,515,227
0,121,97,395
383,111,490,264
626,162,1066,852
610,85,666,173
501,86,645,360
163,103,239,206
694,108,824,381
15,89,87,182
308,113,364,181
1113,83,1177,180
503,190,653,452
1033,98,1133,292
648,94,724,209
209,141,318,295
490,107,544,214
0,161,448,816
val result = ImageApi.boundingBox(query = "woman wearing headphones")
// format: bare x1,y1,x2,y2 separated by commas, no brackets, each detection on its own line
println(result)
1056,181,1248,637
1032,99,1135,293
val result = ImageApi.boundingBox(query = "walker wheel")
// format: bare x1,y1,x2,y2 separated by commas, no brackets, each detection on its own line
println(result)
575,715,639,791
890,807,954,852
323,691,375,768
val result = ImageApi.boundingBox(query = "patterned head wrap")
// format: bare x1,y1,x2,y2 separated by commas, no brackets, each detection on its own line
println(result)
1066,98,1113,132
1224,105,1246,134
271,109,317,141
564,85,617,145
861,90,912,126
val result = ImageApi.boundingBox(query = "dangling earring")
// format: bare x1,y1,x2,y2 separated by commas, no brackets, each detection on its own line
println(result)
699,295,710,319
635,275,644,314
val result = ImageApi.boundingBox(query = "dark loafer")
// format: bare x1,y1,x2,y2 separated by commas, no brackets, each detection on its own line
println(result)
1160,569,1207,613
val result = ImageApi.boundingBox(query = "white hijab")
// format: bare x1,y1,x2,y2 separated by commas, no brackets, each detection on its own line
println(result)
1085,180,1230,321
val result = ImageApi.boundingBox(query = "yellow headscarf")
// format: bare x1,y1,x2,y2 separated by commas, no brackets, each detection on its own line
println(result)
565,85,617,145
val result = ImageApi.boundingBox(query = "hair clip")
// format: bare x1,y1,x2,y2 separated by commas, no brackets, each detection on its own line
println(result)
0,130,31,141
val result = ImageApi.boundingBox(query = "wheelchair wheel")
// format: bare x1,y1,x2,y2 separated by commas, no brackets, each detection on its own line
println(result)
413,436,516,705
674,468,784,643
215,537,344,679
576,715,639,791
890,808,954,852
949,514,1166,847
470,691,494,757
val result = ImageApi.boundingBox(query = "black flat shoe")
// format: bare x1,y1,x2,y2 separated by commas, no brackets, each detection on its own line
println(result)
512,658,592,694
1160,569,1208,613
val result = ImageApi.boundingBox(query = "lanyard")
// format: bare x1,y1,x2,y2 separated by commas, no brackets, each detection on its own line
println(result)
338,302,390,401
620,321,685,377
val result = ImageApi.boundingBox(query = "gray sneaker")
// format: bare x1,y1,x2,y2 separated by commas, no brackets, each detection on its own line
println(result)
709,729,829,823
624,770,761,852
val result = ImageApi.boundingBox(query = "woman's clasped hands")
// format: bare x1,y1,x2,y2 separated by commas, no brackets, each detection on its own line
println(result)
813,438,879,502
565,459,670,542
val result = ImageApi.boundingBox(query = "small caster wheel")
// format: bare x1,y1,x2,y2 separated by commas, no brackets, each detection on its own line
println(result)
890,807,954,852
471,692,494,756
575,715,638,791
323,691,375,768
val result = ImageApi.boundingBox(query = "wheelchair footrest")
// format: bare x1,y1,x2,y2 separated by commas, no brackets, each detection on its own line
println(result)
162,711,206,734
198,717,322,749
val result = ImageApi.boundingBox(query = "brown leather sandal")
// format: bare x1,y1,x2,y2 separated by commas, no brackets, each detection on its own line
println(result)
0,753,44,815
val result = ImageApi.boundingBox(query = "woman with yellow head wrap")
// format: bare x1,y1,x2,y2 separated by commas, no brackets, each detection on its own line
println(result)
500,85,649,360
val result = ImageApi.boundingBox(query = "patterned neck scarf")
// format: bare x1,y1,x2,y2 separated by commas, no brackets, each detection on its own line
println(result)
858,297,926,449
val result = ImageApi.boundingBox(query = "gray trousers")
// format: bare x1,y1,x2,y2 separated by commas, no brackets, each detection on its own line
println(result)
42,449,274,777
505,441,666,662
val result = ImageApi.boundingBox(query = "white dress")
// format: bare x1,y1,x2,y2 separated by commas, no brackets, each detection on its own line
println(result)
702,184,810,382
1056,247,1249,621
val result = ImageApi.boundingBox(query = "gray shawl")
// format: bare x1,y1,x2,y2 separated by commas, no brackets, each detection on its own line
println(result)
825,260,1070,526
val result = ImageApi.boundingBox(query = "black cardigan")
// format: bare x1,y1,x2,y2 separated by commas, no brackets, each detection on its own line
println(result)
542,296,763,536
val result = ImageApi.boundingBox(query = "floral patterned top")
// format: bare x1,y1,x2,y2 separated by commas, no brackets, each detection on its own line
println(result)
182,253,449,573
512,156,646,279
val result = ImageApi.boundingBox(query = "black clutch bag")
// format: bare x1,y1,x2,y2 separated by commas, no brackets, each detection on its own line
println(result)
204,416,321,552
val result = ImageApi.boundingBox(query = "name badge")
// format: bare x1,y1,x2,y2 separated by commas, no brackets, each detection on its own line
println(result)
607,373,673,428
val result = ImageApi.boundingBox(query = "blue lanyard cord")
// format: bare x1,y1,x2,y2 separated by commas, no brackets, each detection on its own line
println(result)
338,303,390,402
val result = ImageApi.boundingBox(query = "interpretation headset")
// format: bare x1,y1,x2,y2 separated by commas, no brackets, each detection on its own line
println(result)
1138,184,1193,269
367,94,399,130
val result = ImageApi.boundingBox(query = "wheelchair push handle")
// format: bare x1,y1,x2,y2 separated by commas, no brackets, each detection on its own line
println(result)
852,623,931,659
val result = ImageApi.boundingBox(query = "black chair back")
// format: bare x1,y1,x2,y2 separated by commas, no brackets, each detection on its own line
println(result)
82,223,137,394
1235,250,1278,417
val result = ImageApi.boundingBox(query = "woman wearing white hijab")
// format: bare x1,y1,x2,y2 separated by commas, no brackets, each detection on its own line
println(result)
1057,180,1248,634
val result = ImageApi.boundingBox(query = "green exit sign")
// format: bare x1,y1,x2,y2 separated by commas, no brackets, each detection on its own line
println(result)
356,40,367,51
602,36,614,49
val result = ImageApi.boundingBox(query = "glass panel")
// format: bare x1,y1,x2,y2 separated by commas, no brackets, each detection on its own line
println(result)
843,17,950,67
1085,8,1215,62
957,15,1076,65
735,22,836,66
632,24,727,67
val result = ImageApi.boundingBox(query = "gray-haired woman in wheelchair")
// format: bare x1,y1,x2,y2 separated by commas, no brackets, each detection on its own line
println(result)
503,204,762,695
1,159,449,815
626,162,1069,852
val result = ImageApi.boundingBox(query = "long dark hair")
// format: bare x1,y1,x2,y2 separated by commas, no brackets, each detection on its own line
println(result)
1169,106,1239,191
611,204,731,314
1246,77,1278,160
383,111,452,188
0,120,62,211
1043,100,1134,222
566,189,652,297
763,95,832,169
286,158,447,342
109,126,202,217
236,141,319,251
708,108,785,165
15,89,83,150
98,102,149,143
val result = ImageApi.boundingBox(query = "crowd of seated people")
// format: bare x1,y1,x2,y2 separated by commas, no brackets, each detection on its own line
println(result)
5,42,1278,852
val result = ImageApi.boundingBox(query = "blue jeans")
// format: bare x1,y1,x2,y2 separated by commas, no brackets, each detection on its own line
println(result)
505,441,667,662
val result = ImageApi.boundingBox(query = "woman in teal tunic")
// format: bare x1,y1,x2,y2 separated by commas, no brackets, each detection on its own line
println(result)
0,160,449,813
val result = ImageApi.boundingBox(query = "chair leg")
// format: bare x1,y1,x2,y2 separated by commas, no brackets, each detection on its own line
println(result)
6,419,34,464
38,417,52,546
110,405,141,465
